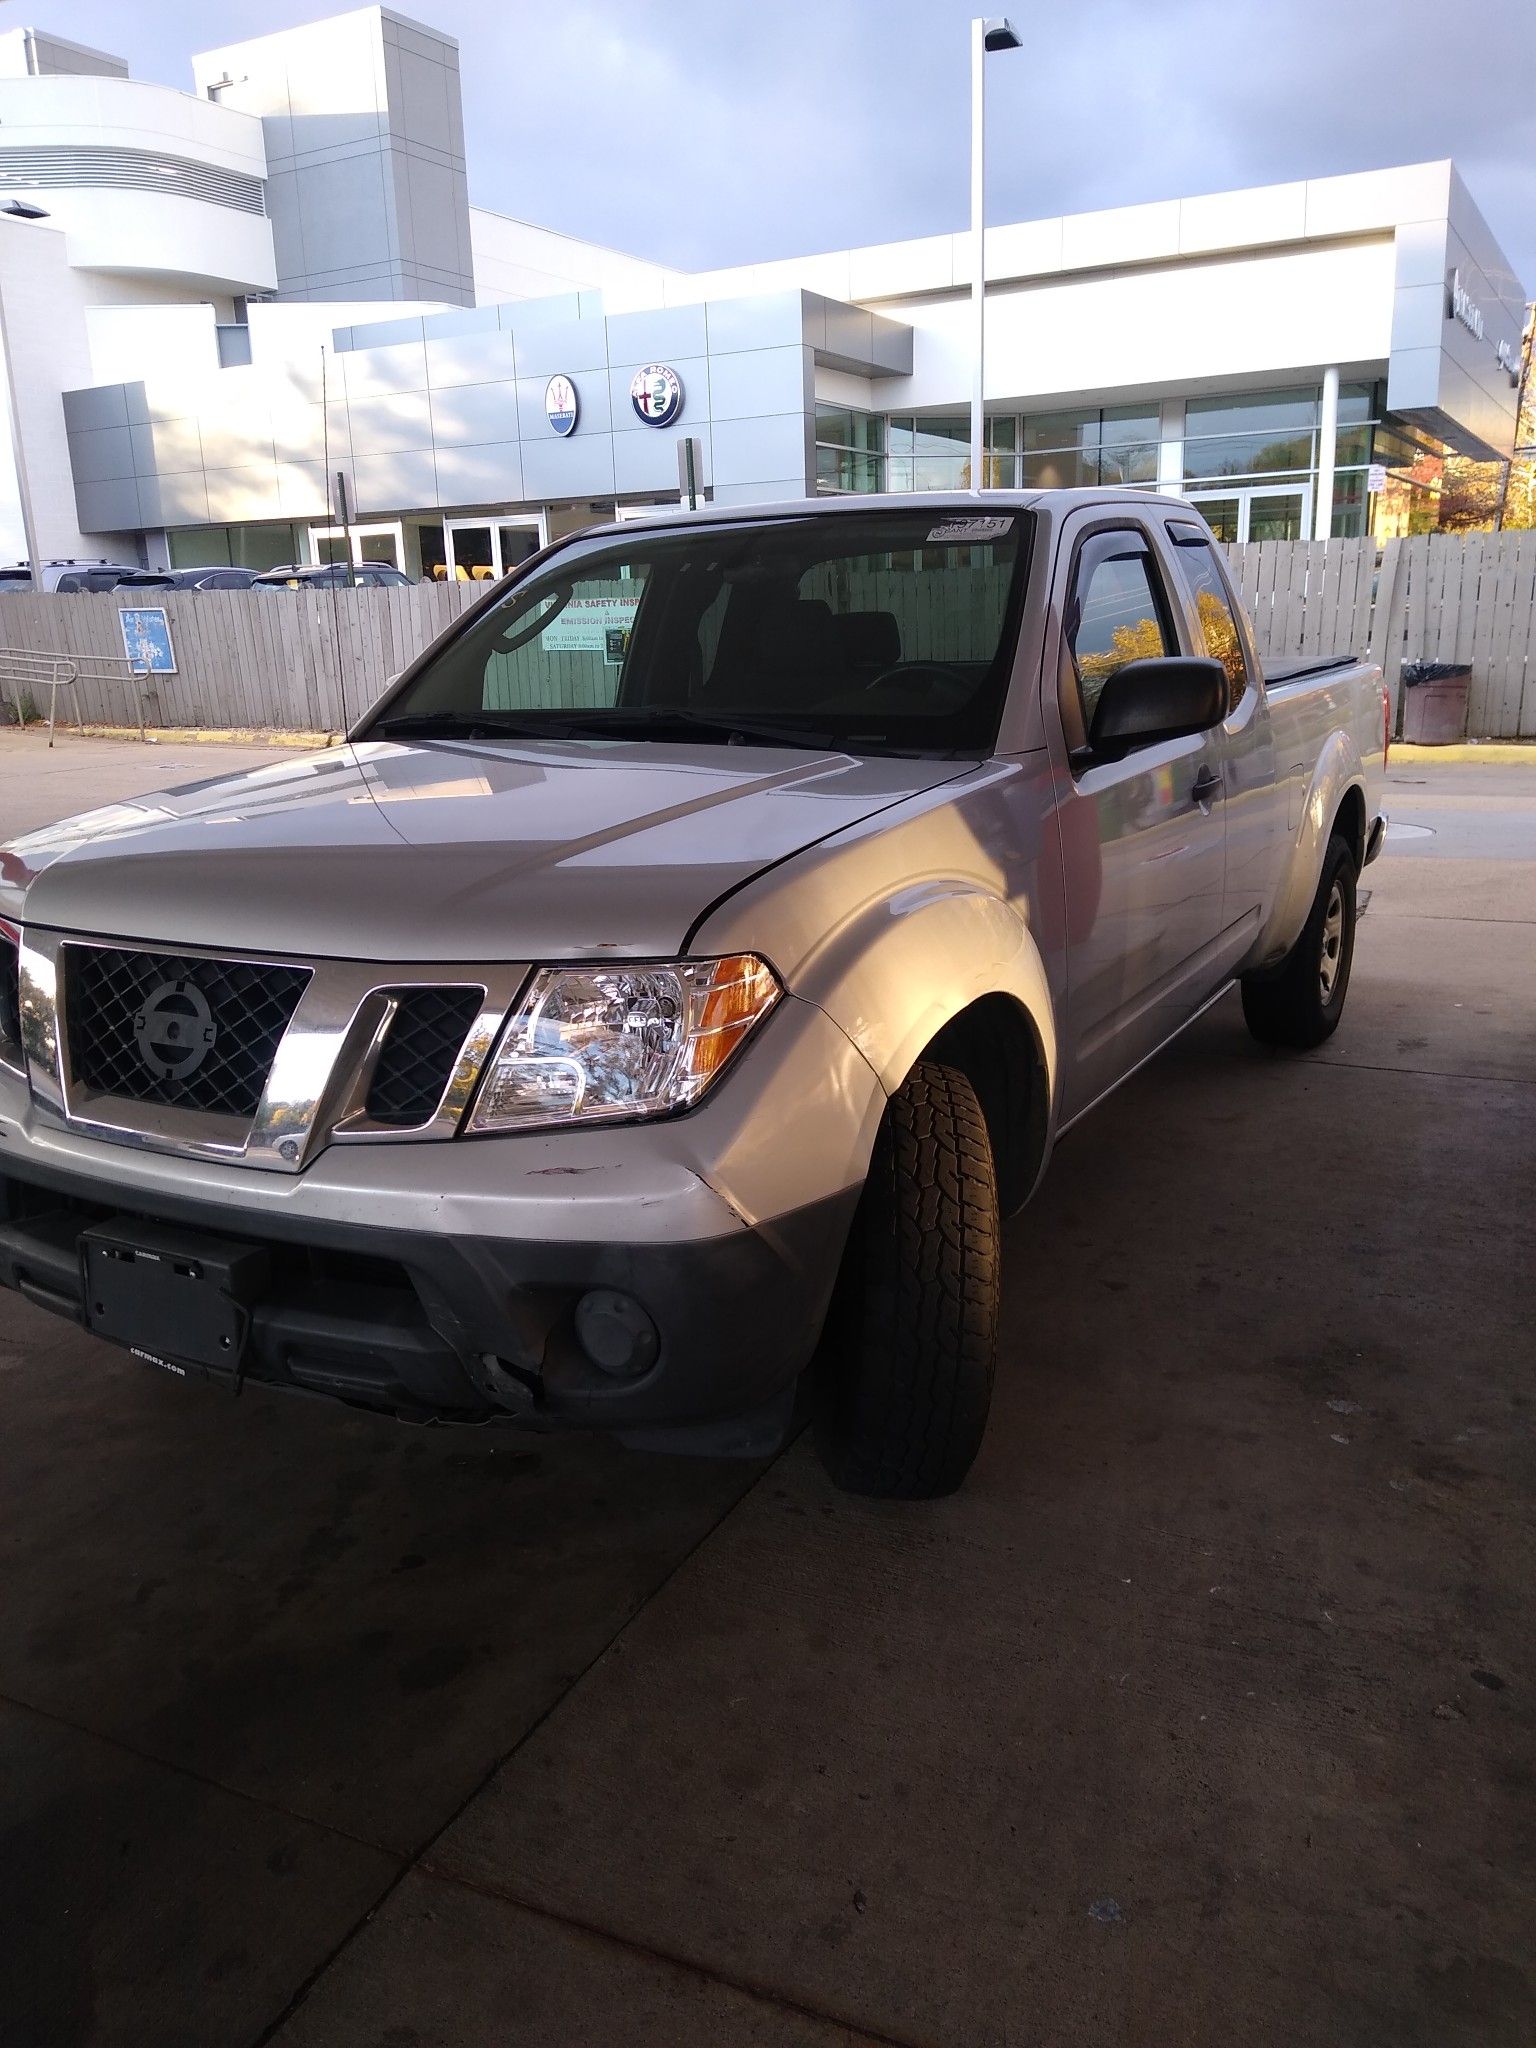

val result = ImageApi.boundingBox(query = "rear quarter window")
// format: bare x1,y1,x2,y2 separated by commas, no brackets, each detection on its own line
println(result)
1167,523,1248,711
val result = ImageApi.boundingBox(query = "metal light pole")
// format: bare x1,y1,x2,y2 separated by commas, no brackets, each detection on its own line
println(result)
0,206,51,589
970,18,1020,495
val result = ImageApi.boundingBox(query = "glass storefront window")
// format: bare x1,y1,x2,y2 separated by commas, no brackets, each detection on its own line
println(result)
817,445,883,492
1023,407,1096,453
1183,429,1315,480
816,406,885,494
167,523,302,571
1184,387,1320,483
1098,405,1160,447
886,414,1015,491
1331,469,1367,538
1185,389,1318,438
1022,405,1157,489
1097,441,1158,486
1022,447,1098,489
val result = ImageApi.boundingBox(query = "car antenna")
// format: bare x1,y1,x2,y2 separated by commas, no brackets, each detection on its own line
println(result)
320,344,349,728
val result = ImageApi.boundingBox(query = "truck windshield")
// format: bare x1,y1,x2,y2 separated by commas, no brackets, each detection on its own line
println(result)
368,508,1031,757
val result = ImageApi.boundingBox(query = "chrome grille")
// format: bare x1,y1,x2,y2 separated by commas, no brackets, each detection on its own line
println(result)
0,932,19,1053
365,986,483,1127
64,947,310,1119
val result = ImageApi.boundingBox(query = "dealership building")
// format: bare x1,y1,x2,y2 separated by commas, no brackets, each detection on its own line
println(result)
0,6,1526,581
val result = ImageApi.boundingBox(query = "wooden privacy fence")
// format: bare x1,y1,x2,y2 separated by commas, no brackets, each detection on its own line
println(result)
1225,538,1380,667
0,533,1534,739
0,582,478,733
1393,532,1536,739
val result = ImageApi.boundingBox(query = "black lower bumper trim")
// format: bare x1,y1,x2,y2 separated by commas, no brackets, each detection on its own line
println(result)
0,1160,860,1443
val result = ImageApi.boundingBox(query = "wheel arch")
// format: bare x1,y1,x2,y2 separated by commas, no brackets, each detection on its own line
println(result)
1251,739,1370,970
787,884,1059,1216
921,992,1050,1217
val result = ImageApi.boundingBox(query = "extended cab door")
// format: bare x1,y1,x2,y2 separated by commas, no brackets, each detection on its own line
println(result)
1051,516,1229,1121
1161,518,1281,963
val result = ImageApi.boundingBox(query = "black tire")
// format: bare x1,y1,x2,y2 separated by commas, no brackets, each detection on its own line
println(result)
813,1060,999,1499
1241,832,1357,1049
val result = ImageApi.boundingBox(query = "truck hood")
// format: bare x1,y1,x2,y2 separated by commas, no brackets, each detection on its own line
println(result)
0,738,964,962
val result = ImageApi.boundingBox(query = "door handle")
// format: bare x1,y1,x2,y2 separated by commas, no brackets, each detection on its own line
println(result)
1191,766,1223,810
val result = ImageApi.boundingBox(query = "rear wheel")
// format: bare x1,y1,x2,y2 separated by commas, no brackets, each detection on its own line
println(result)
813,1060,999,1499
1241,832,1357,1049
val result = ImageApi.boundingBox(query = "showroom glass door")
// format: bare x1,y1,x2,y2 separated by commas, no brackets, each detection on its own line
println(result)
442,517,544,584
1187,485,1311,543
1190,494,1241,543
308,521,406,569
1246,486,1310,541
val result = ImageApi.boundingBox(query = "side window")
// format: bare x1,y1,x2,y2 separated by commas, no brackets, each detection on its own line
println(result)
1066,534,1171,727
1168,525,1247,712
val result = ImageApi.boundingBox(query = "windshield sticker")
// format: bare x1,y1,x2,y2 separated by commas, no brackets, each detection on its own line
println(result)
541,596,642,663
926,517,1015,542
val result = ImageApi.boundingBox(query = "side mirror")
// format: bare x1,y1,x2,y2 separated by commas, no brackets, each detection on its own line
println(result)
1087,655,1226,755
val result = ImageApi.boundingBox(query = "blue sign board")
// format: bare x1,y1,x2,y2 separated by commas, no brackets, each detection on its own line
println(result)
119,606,176,675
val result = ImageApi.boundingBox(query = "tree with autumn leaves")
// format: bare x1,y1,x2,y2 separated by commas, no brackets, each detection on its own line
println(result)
1437,304,1536,531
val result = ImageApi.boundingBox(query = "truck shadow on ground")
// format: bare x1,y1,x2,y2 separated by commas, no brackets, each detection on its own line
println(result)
3,988,1532,2046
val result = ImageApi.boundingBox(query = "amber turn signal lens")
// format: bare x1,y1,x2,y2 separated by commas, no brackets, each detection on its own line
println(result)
687,955,782,1083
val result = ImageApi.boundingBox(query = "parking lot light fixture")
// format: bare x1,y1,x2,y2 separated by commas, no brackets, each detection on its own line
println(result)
971,17,1021,494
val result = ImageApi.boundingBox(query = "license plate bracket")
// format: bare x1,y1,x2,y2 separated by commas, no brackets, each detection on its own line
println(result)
81,1219,270,1381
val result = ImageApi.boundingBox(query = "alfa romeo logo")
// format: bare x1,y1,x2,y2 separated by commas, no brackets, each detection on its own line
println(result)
629,363,684,428
133,978,217,1081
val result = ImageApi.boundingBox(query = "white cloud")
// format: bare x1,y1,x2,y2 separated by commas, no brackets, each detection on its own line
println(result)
35,0,1536,285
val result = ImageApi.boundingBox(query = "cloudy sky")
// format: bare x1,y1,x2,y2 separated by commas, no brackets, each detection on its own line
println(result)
30,0,1536,288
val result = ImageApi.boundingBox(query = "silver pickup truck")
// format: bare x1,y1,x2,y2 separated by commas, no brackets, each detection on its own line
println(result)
0,492,1386,1496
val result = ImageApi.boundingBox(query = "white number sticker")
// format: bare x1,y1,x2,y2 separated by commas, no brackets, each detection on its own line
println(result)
925,517,1014,542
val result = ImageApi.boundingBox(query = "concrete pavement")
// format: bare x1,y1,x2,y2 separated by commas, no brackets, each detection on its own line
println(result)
0,740,1532,2046
0,729,297,839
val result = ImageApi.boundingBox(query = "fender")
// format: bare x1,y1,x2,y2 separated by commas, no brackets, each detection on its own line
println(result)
777,878,1056,1112
1252,730,1366,971
692,773,1061,1184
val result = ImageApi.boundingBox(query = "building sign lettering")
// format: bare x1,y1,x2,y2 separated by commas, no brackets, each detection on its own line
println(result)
1449,268,1485,340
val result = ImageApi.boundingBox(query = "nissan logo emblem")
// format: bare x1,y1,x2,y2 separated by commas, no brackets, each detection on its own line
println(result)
133,978,217,1081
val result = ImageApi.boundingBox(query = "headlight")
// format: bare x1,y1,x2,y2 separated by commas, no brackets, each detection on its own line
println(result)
466,954,781,1134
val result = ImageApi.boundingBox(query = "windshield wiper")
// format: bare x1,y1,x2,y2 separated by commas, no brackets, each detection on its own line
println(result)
372,706,947,758
546,708,851,751
371,710,589,740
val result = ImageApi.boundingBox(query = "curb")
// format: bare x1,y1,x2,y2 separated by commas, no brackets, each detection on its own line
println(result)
1391,742,1534,765
5,724,341,750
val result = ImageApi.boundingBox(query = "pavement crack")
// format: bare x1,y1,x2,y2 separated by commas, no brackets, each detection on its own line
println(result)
0,1685,391,1859
246,1448,790,2048
410,1859,927,2048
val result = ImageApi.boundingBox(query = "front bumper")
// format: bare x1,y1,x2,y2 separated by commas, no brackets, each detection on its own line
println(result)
0,991,886,1450
0,1162,858,1451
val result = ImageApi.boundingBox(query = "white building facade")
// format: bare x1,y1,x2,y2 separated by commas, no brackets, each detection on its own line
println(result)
0,6,1525,580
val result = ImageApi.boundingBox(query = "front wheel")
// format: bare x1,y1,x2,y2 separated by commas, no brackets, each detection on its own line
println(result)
812,1060,999,1499
1241,832,1357,1049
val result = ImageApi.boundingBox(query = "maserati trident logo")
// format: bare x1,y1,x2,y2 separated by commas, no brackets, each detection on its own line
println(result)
133,978,217,1081
544,373,579,436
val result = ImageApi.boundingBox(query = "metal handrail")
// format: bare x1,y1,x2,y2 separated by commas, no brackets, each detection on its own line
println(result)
0,647,151,747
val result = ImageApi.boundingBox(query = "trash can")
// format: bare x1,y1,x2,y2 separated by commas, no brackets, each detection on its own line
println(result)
1401,662,1472,745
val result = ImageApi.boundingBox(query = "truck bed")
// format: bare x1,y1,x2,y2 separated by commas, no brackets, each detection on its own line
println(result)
1263,655,1360,690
